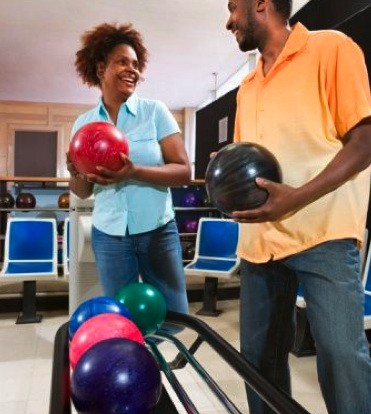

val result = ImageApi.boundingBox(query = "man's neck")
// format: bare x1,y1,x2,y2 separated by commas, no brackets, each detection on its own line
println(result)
260,24,291,76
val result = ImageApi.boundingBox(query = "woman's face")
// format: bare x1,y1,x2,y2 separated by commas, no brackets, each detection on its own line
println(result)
98,43,141,102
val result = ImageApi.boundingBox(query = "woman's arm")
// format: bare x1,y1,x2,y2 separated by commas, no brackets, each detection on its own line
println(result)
84,133,192,187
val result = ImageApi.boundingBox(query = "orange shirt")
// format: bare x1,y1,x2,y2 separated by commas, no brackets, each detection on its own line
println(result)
234,23,371,263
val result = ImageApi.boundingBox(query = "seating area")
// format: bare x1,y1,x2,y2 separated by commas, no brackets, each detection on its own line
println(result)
184,218,240,316
1,218,58,281
0,217,70,323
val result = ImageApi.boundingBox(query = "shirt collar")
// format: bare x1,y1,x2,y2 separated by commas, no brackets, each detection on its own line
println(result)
96,92,139,118
242,22,310,84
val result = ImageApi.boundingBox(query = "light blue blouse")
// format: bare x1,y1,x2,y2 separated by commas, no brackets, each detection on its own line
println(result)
71,93,180,236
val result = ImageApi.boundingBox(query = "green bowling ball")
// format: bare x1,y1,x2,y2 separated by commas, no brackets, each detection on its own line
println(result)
116,283,167,336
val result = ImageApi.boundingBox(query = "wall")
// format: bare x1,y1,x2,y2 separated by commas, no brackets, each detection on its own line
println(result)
194,88,238,179
0,100,184,178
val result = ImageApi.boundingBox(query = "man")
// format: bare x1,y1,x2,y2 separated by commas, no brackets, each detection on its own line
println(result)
225,0,371,413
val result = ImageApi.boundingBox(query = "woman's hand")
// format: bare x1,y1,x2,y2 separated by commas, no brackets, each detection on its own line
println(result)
66,152,94,199
66,152,90,181
84,153,136,186
66,152,79,177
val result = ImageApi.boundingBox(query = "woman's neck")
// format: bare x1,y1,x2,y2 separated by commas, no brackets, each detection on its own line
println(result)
102,95,125,125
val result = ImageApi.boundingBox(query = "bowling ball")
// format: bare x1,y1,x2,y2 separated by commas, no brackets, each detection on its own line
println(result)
200,193,213,207
15,192,36,209
182,191,200,207
0,192,15,208
69,313,144,369
71,338,162,414
69,121,129,175
182,218,199,233
116,283,167,336
182,242,195,260
205,142,282,215
58,192,70,209
69,296,133,339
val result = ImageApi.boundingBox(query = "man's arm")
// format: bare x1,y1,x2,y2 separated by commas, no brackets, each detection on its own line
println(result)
232,118,371,223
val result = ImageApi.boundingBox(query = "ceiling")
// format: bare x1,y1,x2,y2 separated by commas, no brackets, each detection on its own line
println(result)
0,0,310,111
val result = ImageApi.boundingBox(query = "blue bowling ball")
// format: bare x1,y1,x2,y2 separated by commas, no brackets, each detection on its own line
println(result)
69,296,132,339
71,338,162,414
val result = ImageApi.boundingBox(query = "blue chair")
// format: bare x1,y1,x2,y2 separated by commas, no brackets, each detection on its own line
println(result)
62,217,70,279
1,218,58,280
184,218,240,315
0,218,58,323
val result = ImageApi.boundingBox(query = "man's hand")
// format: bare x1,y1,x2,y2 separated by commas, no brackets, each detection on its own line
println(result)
231,177,299,223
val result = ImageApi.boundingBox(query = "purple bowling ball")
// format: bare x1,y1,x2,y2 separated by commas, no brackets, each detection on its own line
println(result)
71,338,162,414
183,218,199,233
182,192,200,208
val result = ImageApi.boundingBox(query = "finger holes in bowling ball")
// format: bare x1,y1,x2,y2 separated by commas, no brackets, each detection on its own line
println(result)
15,192,36,209
205,142,282,216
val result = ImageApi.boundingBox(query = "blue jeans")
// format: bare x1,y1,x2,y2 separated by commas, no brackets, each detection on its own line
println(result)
91,220,189,334
240,239,371,414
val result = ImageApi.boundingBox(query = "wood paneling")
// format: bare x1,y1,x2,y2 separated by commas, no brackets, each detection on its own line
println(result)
0,100,185,177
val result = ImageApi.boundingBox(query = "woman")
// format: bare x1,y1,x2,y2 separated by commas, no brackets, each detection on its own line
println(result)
67,22,191,328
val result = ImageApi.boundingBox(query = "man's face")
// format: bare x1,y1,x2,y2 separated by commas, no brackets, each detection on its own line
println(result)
226,0,259,52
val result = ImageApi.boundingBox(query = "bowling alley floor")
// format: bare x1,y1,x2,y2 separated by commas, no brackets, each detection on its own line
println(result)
0,299,328,414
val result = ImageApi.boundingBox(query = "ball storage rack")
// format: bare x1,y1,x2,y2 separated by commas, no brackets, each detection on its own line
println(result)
49,311,311,414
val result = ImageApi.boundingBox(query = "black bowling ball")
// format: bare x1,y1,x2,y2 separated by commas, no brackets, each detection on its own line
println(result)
16,192,36,209
182,242,195,260
0,192,15,208
205,142,282,216
200,193,213,207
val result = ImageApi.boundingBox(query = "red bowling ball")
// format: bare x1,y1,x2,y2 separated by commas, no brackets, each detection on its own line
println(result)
69,121,129,175
69,313,144,369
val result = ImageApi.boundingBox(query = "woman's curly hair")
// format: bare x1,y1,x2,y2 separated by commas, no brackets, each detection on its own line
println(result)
75,22,149,87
